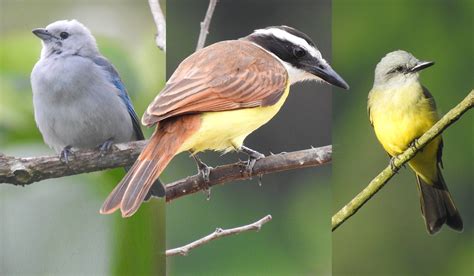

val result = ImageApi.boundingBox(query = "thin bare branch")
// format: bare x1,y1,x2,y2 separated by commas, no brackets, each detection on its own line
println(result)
148,0,166,51
166,215,272,256
332,90,474,231
165,146,332,202
196,0,218,50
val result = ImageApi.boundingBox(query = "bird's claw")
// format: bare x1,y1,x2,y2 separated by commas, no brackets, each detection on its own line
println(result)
191,154,212,200
60,146,73,164
239,146,265,178
409,138,420,151
99,139,114,156
389,156,400,173
198,165,212,200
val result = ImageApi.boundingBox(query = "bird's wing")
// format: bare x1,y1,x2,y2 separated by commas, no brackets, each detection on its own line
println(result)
421,85,443,168
142,40,288,126
93,56,145,140
367,93,374,127
368,106,373,127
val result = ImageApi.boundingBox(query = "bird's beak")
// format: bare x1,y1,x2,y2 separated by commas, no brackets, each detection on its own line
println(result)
410,61,435,73
309,63,350,90
32,28,55,41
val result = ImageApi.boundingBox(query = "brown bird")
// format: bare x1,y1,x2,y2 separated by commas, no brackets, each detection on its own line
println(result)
100,26,349,217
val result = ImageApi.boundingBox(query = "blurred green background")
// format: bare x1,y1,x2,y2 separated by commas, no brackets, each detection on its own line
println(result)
3,0,471,275
0,0,166,275
165,0,334,275
333,0,473,275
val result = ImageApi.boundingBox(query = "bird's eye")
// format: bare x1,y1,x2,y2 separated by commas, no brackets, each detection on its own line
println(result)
395,66,404,72
388,66,405,74
293,47,306,58
59,32,70,39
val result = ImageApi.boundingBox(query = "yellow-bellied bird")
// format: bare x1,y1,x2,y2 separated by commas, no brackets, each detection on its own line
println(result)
100,26,349,217
368,50,463,234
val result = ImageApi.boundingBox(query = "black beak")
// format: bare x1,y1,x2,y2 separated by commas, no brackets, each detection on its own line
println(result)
32,28,55,41
410,60,435,73
309,63,350,90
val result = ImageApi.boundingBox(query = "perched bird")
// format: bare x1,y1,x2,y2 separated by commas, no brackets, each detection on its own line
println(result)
101,25,349,217
368,50,463,234
31,19,164,198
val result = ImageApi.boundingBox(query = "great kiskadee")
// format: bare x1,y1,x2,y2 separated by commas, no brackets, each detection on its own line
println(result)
368,50,463,234
101,26,349,217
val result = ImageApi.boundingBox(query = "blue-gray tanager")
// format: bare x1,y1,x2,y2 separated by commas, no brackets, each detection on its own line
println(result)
31,20,164,199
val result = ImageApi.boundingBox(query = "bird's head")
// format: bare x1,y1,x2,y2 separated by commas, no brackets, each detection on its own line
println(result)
244,25,349,89
374,50,434,88
32,20,99,58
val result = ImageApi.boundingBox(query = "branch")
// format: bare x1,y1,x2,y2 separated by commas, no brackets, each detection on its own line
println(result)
0,144,331,190
165,146,331,202
0,141,146,185
166,215,272,256
332,90,474,231
196,0,218,51
148,0,166,51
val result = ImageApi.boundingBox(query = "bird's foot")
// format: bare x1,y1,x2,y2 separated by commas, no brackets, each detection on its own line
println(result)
98,139,114,156
60,146,73,164
239,146,265,178
192,154,212,200
389,156,401,173
409,138,420,151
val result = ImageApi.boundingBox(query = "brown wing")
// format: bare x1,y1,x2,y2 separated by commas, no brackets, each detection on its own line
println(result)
142,40,288,126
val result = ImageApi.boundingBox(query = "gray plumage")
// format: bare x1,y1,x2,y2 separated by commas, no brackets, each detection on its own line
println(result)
31,20,143,154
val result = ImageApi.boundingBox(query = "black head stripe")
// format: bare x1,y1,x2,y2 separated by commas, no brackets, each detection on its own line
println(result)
244,35,293,63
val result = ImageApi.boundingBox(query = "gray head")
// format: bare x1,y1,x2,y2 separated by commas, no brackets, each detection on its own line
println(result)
373,50,434,88
32,20,99,58
244,25,349,89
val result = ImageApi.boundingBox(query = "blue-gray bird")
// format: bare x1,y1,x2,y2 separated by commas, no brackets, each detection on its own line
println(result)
31,19,164,200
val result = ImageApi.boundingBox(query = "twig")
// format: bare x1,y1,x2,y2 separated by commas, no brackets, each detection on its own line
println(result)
0,145,331,188
148,0,166,51
332,90,474,231
196,0,218,51
166,146,331,202
166,215,272,256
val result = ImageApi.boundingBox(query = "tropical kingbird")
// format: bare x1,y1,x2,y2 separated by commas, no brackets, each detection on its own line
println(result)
368,50,463,234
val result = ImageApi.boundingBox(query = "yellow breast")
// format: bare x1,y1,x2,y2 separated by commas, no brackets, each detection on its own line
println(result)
178,84,290,153
369,83,438,156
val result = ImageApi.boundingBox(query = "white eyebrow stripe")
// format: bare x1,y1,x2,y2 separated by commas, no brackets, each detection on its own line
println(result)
253,28,322,59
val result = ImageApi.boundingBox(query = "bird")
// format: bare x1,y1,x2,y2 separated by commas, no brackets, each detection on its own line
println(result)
367,50,463,234
30,19,164,199
100,25,349,217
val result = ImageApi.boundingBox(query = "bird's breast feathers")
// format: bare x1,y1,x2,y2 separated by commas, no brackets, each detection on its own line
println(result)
369,83,439,156
178,83,291,153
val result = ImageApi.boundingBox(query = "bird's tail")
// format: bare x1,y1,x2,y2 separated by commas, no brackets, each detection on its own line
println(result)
100,115,201,217
416,166,463,234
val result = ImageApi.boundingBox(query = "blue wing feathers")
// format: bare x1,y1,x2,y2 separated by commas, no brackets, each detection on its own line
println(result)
93,56,145,140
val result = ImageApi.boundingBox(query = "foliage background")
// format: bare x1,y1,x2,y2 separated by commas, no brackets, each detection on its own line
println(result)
165,0,334,275
332,0,473,275
0,0,166,274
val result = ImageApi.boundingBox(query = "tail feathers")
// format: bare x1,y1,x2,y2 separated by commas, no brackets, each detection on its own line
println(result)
100,172,132,214
100,167,164,214
416,169,463,234
100,115,201,217
120,155,173,217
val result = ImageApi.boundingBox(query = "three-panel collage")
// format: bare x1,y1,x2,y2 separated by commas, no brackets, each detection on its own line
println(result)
0,0,472,275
